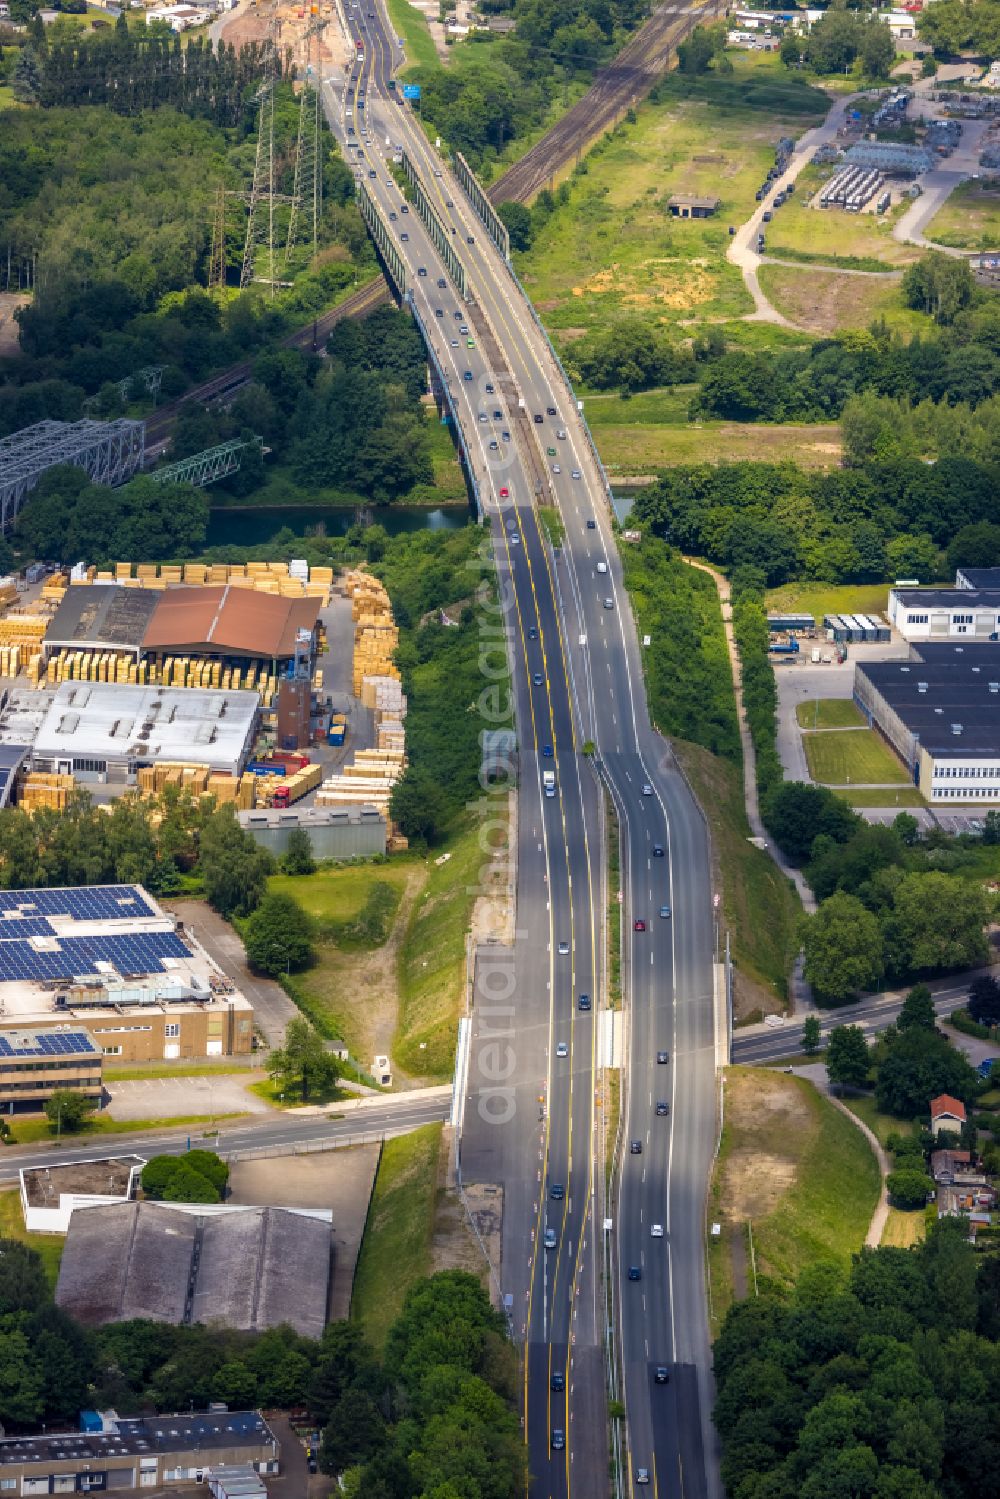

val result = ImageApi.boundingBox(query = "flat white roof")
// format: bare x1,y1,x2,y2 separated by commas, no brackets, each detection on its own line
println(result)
32,683,259,772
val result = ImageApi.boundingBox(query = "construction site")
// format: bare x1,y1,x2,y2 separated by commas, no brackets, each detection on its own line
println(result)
0,562,409,846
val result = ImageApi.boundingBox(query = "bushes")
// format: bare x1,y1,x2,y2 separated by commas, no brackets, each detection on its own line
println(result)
141,1150,229,1203
731,587,781,795
243,892,314,976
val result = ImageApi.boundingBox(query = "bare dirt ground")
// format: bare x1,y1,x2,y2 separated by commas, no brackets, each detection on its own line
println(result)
470,788,515,949
219,1,351,72
717,1071,808,1223
228,1145,379,1321
346,867,426,1072
0,294,29,359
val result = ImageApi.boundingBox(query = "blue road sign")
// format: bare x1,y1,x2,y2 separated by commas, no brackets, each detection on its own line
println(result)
402,83,421,100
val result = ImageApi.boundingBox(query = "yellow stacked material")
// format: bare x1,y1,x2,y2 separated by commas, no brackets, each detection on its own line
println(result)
95,571,114,584
0,615,47,646
208,565,229,584
279,579,304,597
19,771,75,813
237,774,257,810
115,563,132,581
0,581,18,610
181,766,209,792
267,562,289,577
310,566,334,586
137,564,157,580
246,562,268,577
229,573,255,590
183,564,207,585
206,772,238,804
160,566,183,585
279,763,323,804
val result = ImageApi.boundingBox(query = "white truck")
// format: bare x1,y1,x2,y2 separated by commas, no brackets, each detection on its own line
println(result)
543,770,556,798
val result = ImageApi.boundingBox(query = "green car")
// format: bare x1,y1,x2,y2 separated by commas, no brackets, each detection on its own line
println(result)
547,446,556,456
467,338,475,348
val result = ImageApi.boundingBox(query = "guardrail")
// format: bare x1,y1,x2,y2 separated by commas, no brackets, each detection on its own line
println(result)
407,292,483,519
455,151,511,262
399,150,469,300
356,179,408,297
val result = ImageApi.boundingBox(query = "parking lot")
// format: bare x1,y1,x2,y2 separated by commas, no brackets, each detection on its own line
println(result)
774,641,909,784
105,1074,269,1121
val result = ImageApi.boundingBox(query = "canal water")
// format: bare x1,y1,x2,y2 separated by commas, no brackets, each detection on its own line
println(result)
206,505,470,548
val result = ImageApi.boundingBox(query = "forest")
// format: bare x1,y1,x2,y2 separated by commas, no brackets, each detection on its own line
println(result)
0,1253,524,1498
714,1223,1000,1499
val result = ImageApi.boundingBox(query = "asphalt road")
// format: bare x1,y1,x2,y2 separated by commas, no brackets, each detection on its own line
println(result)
0,1093,449,1184
324,16,720,1497
734,975,992,1066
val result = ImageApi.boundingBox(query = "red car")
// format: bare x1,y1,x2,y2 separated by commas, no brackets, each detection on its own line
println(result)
634,919,646,932
499,486,509,498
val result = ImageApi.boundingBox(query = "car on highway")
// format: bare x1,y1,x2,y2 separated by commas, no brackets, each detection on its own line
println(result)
652,844,664,857
544,1228,557,1249
542,744,553,757
400,203,408,212
388,209,396,219
533,413,543,423
556,1041,568,1058
446,198,454,206
651,1223,663,1238
654,1367,670,1384
636,1471,650,1487
630,1139,642,1154
433,168,443,177
550,1182,564,1200
596,561,608,575
489,440,498,451
459,323,469,334
467,234,475,244
556,428,566,439
510,534,521,545
552,464,561,474
450,337,458,346
578,993,591,1011
762,210,772,222
571,470,581,480
453,308,461,317
493,408,502,419
467,338,475,348
400,232,409,241
368,169,377,178
551,1429,565,1451
502,430,511,441
551,1372,565,1391
656,1100,669,1116
528,626,538,639
437,277,446,288
546,405,557,416
434,307,443,317
499,485,509,497
486,383,495,395
657,1050,669,1064
628,1266,642,1281
642,783,652,795
587,518,596,529
660,905,671,919
463,370,473,381
532,673,543,686
603,598,614,609
558,940,569,954
546,446,556,456
634,919,646,932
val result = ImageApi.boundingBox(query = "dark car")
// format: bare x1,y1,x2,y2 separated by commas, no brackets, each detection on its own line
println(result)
656,1100,669,1116
587,519,596,529
657,1050,669,1065
533,414,543,424
307,1457,319,1474
550,1182,565,1200
437,277,446,288
551,1372,565,1392
533,673,543,687
400,203,409,213
485,382,494,394
652,844,664,857
630,1139,642,1154
552,1429,565,1451
578,993,591,1011
528,626,538,639
546,405,557,416
467,234,475,244
634,919,646,932
463,370,473,382
628,1266,642,1281
417,266,427,276
762,210,772,223
543,744,553,758
654,1367,670,1384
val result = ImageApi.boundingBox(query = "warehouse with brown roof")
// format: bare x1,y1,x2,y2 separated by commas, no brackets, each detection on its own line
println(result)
142,585,319,661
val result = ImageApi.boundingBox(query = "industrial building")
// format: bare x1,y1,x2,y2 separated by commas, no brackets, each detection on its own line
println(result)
887,584,1000,642
57,1199,332,1338
20,1155,144,1234
240,803,386,859
26,681,260,783
0,1411,279,1495
666,195,721,219
854,654,1000,802
0,1027,102,1115
955,565,1000,590
0,884,254,1063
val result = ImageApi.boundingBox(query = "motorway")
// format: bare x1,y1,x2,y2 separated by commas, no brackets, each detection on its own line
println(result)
0,1091,450,1184
323,13,720,1497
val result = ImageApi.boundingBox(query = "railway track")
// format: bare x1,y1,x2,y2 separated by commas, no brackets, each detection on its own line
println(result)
145,0,717,443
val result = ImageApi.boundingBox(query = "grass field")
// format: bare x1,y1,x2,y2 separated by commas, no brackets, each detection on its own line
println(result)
756,262,929,338
765,581,893,624
6,1112,242,1145
351,1123,441,1348
835,786,925,808
708,1068,879,1331
0,87,18,110
842,1093,915,1147
396,817,482,1075
803,727,909,785
927,178,1000,252
383,0,440,72
103,1063,252,1081
520,55,828,338
796,698,866,730
675,740,800,1009
0,1190,64,1286
271,862,413,948
766,167,921,269
881,1205,926,1247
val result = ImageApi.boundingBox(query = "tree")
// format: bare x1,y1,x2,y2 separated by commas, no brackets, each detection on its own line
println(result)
280,826,316,876
141,1150,226,1202
803,1015,822,1056
243,892,314,976
903,252,974,325
825,1025,870,1091
389,766,448,844
968,973,1000,1026
162,1160,220,1203
44,1088,95,1133
496,201,533,251
200,807,272,919
886,1168,934,1209
12,46,41,102
947,520,1000,573
875,1026,980,1117
267,1016,341,1102
762,782,859,865
883,871,988,976
320,1387,386,1473
859,20,896,77
803,893,884,1005
0,1240,49,1315
677,23,716,72
897,984,936,1033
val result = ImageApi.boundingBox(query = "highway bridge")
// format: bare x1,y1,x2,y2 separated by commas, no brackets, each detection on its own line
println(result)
328,8,723,1496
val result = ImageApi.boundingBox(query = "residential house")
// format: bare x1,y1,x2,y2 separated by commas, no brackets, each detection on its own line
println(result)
929,1093,967,1137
